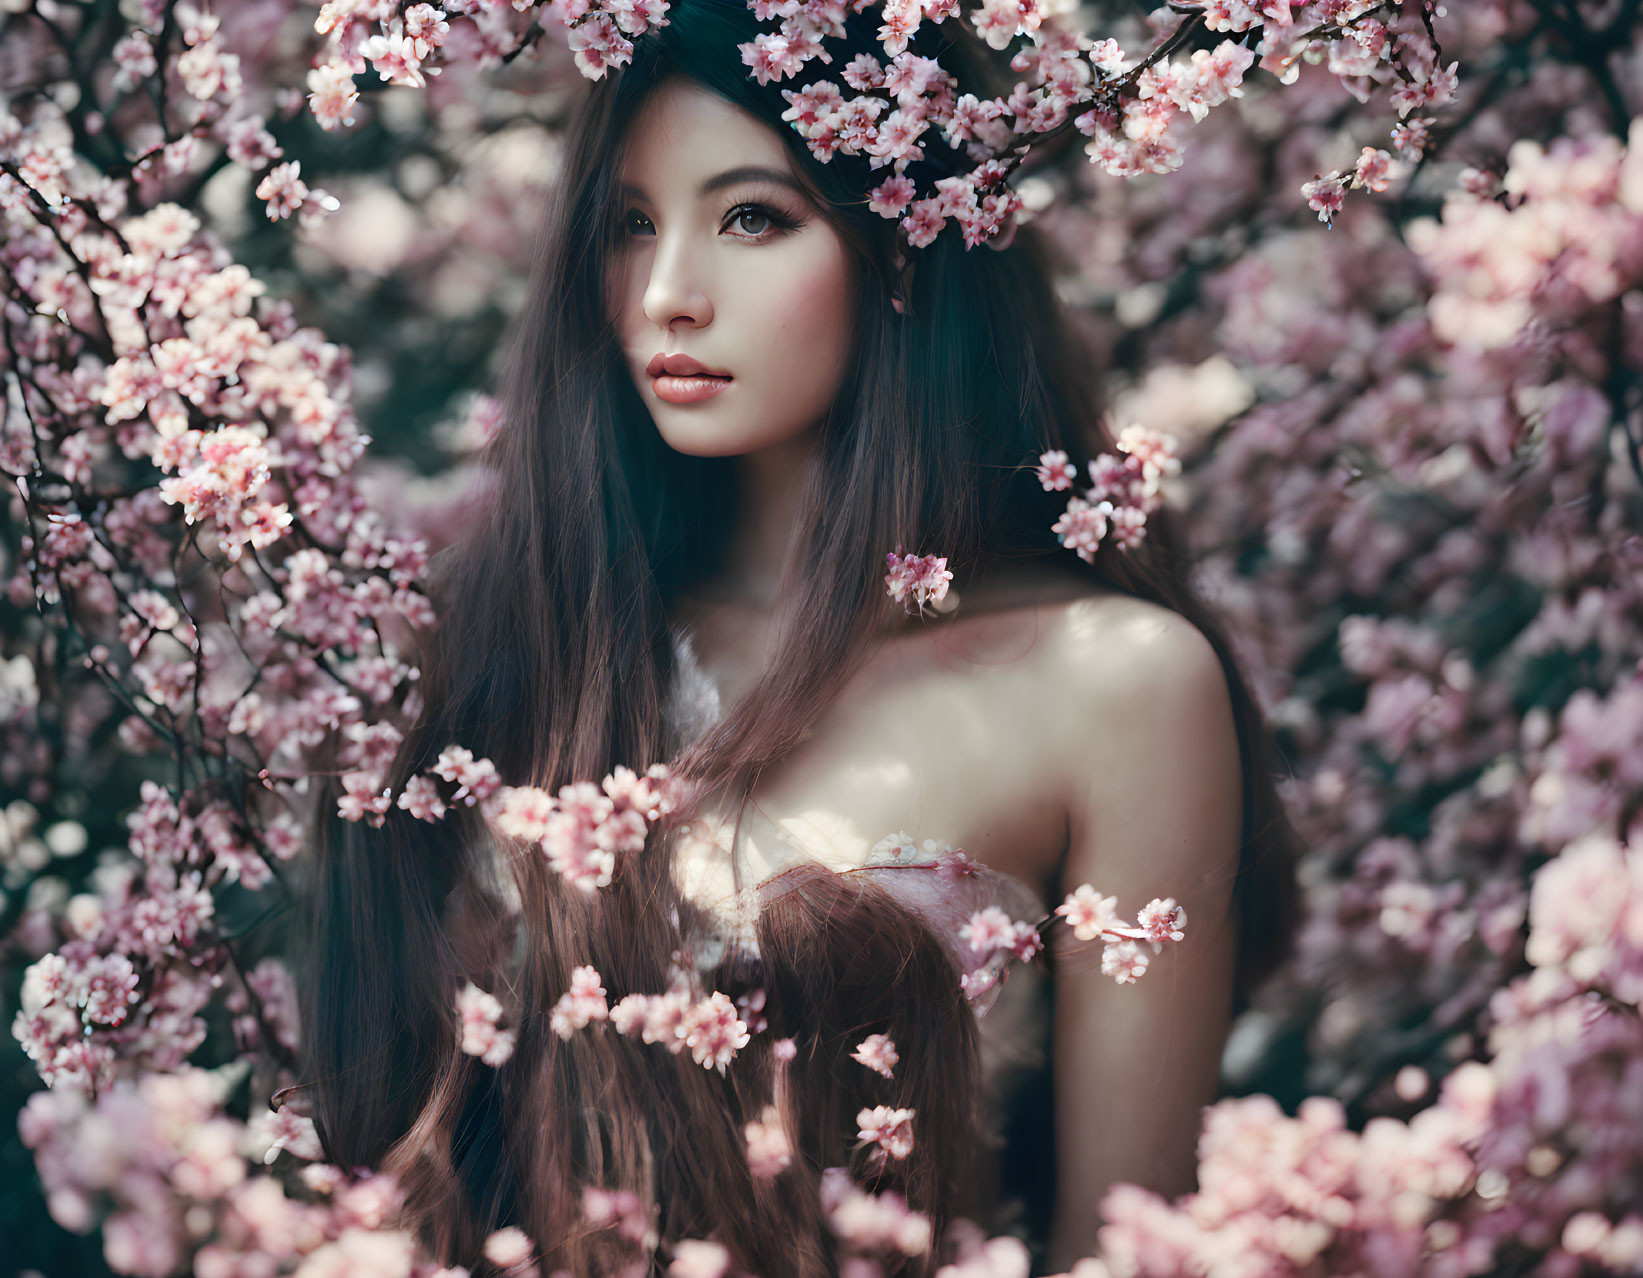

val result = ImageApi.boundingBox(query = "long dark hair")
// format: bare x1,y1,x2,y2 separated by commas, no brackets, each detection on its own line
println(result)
294,2,1301,1272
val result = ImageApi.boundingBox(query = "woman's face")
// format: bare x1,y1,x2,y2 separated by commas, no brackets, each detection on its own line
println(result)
607,77,859,459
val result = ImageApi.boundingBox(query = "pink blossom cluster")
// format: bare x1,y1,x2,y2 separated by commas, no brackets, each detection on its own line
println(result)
1020,2,1643,1266
957,904,1042,964
744,1106,795,1177
5,0,1642,1274
850,1031,899,1078
547,0,673,79
820,1164,935,1258
857,1103,917,1159
282,0,1461,250
1038,425,1179,562
1053,887,1187,985
17,1065,468,1278
485,761,679,890
548,963,756,1072
457,980,518,1065
883,544,954,614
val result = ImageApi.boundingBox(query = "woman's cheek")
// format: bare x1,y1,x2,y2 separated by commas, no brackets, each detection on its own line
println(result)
755,248,856,407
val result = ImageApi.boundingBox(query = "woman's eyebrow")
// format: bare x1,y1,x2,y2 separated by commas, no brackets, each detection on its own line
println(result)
619,166,804,199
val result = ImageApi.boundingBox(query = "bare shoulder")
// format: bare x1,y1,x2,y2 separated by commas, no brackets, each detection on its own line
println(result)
1030,590,1243,880
1036,589,1228,712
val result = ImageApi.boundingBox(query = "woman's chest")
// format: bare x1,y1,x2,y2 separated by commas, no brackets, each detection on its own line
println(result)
666,607,1072,911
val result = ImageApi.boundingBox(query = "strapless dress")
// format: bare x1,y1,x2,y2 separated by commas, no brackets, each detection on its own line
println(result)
661,625,1068,1252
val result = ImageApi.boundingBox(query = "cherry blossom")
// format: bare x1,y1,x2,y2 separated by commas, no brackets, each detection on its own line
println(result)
856,1105,917,1159
456,981,517,1067
884,545,954,614
4,1,1639,1274
850,1032,900,1079
548,964,610,1039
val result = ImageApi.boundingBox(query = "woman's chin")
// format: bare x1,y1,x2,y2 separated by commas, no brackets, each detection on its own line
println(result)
655,421,805,459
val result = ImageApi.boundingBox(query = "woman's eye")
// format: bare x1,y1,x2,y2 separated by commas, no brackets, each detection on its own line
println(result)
624,209,654,237
728,205,775,237
726,203,800,239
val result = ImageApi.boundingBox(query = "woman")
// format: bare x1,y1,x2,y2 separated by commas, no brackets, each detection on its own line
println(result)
296,1,1300,1273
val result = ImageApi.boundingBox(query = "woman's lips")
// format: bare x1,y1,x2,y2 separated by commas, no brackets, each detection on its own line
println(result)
651,373,733,404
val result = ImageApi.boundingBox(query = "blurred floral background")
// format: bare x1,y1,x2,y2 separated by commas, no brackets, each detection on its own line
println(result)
2,0,1641,1274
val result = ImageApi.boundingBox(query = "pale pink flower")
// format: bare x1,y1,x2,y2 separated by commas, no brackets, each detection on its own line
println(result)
430,745,501,804
857,1105,916,1159
959,906,1016,955
680,991,750,1071
548,965,610,1039
1006,920,1043,962
336,772,391,827
883,545,954,613
1056,884,1121,940
307,63,359,131
1051,496,1113,563
851,1032,899,1079
483,1226,535,1269
1101,940,1150,984
745,1107,793,1178
1136,897,1188,948
1302,172,1348,226
456,981,516,1066
869,173,918,217
1036,449,1078,491
395,775,446,822
255,162,308,222
493,785,556,842
669,1240,730,1278
1352,146,1399,193
821,1167,932,1254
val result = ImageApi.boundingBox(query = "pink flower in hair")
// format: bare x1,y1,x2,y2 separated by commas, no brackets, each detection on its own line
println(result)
549,965,609,1039
900,197,947,248
395,775,445,823
883,545,953,614
851,1032,899,1079
670,1240,731,1278
1108,504,1149,551
608,992,650,1037
1006,920,1043,963
821,1167,933,1254
336,771,391,827
1036,449,1077,491
493,785,555,842
742,30,808,85
1114,424,1180,495
857,1105,916,1159
869,173,918,216
456,982,516,1066
1051,496,1113,563
680,991,751,1071
745,1106,794,1177
584,1186,650,1243
959,906,1015,955
483,1226,535,1270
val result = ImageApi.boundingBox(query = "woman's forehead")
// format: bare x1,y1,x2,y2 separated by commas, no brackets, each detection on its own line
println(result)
620,79,792,186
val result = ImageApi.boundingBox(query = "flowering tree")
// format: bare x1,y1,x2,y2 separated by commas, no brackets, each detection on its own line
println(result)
2,0,1639,1275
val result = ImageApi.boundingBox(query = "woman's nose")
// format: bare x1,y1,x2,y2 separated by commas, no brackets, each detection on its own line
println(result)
641,232,714,330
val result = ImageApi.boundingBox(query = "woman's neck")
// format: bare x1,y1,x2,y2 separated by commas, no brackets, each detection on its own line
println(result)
694,427,819,611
